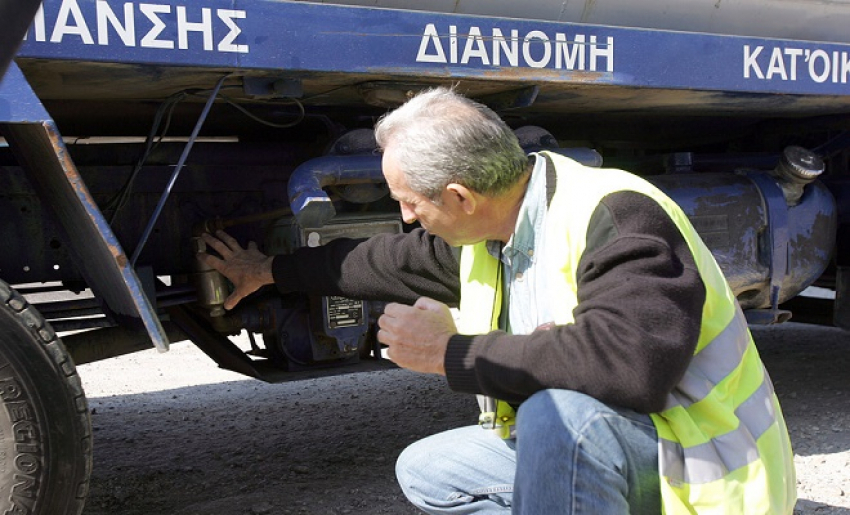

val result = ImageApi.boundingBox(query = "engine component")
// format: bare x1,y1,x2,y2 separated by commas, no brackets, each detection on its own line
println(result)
258,214,403,366
769,146,825,206
190,236,229,318
649,148,836,314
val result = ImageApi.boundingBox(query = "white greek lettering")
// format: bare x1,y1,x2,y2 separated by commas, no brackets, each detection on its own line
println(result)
491,28,518,67
785,48,803,80
23,4,47,42
833,51,840,83
808,49,830,83
744,45,764,79
414,24,613,72
139,3,173,49
589,35,613,72
96,0,135,47
523,30,551,69
461,26,489,65
766,47,787,80
842,52,850,84
555,33,585,70
27,2,249,54
449,25,458,64
416,23,446,63
216,9,249,53
177,6,213,51
51,0,94,44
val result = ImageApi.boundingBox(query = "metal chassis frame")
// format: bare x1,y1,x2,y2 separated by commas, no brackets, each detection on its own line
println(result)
0,62,169,351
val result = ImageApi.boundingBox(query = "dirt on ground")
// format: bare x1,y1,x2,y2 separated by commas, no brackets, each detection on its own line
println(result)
75,322,850,515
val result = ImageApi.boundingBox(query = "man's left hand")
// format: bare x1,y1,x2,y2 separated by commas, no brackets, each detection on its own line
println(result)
377,297,457,376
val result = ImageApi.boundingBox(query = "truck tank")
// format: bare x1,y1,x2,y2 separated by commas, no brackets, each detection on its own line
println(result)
299,0,850,44
2,2,849,512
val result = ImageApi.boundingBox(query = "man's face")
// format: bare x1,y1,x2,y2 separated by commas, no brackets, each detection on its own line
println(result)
382,146,464,245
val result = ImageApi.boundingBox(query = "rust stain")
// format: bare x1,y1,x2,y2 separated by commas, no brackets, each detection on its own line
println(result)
364,66,610,84
114,250,128,267
46,123,85,185
44,122,133,269
478,66,609,83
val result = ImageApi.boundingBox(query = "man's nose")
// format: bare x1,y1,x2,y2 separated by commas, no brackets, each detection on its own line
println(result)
399,203,417,224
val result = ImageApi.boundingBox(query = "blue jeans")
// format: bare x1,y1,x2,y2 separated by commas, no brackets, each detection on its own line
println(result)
396,389,661,514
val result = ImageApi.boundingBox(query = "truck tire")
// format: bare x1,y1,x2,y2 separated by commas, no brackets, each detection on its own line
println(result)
0,280,92,515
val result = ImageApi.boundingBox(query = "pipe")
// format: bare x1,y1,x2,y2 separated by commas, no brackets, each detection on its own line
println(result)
288,154,383,229
287,148,603,229
768,146,825,206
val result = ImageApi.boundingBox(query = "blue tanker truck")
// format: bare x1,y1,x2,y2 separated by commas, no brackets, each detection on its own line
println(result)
0,0,849,512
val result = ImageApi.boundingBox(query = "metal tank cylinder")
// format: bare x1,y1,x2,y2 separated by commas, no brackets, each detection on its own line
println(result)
649,157,836,312
301,0,850,44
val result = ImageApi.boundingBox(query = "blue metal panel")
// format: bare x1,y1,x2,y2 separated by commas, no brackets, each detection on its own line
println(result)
16,0,850,97
0,62,169,352
0,63,51,122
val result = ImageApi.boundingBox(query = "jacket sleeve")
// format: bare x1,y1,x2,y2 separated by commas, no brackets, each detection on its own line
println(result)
444,191,706,413
271,227,461,306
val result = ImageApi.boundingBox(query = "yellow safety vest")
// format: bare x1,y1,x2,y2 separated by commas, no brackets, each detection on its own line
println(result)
456,151,796,514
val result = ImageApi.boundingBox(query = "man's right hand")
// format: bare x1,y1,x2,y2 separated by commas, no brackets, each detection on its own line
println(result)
197,230,275,310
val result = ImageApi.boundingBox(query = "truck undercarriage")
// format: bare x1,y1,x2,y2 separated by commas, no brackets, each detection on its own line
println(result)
1,0,849,512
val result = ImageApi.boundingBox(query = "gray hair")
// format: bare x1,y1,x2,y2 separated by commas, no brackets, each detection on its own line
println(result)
374,87,528,201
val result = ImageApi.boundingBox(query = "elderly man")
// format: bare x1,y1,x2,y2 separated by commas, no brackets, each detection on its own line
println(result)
200,87,795,514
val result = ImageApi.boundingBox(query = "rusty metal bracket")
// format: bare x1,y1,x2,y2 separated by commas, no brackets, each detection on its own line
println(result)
0,62,169,351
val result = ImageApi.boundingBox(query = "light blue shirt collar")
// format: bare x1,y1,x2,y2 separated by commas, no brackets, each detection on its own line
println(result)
486,154,552,334
486,153,546,267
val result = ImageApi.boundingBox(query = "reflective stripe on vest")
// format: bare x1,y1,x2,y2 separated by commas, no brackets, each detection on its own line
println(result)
656,306,779,484
457,151,795,514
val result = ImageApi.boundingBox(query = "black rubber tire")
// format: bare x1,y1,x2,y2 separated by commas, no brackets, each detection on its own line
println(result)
0,280,92,515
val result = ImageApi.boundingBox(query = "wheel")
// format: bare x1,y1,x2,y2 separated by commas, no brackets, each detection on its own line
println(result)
0,279,92,515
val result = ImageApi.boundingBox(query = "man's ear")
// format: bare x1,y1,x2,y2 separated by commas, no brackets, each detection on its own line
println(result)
445,183,477,215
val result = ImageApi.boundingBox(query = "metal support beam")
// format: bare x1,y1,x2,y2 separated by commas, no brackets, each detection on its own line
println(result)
0,62,169,351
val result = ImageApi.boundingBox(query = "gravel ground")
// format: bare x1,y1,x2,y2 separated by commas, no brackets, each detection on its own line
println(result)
74,322,850,515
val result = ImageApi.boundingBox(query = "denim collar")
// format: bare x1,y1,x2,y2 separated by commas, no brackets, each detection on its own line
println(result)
487,153,546,267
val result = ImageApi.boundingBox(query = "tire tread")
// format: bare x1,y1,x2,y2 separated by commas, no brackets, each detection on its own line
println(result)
0,281,93,512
